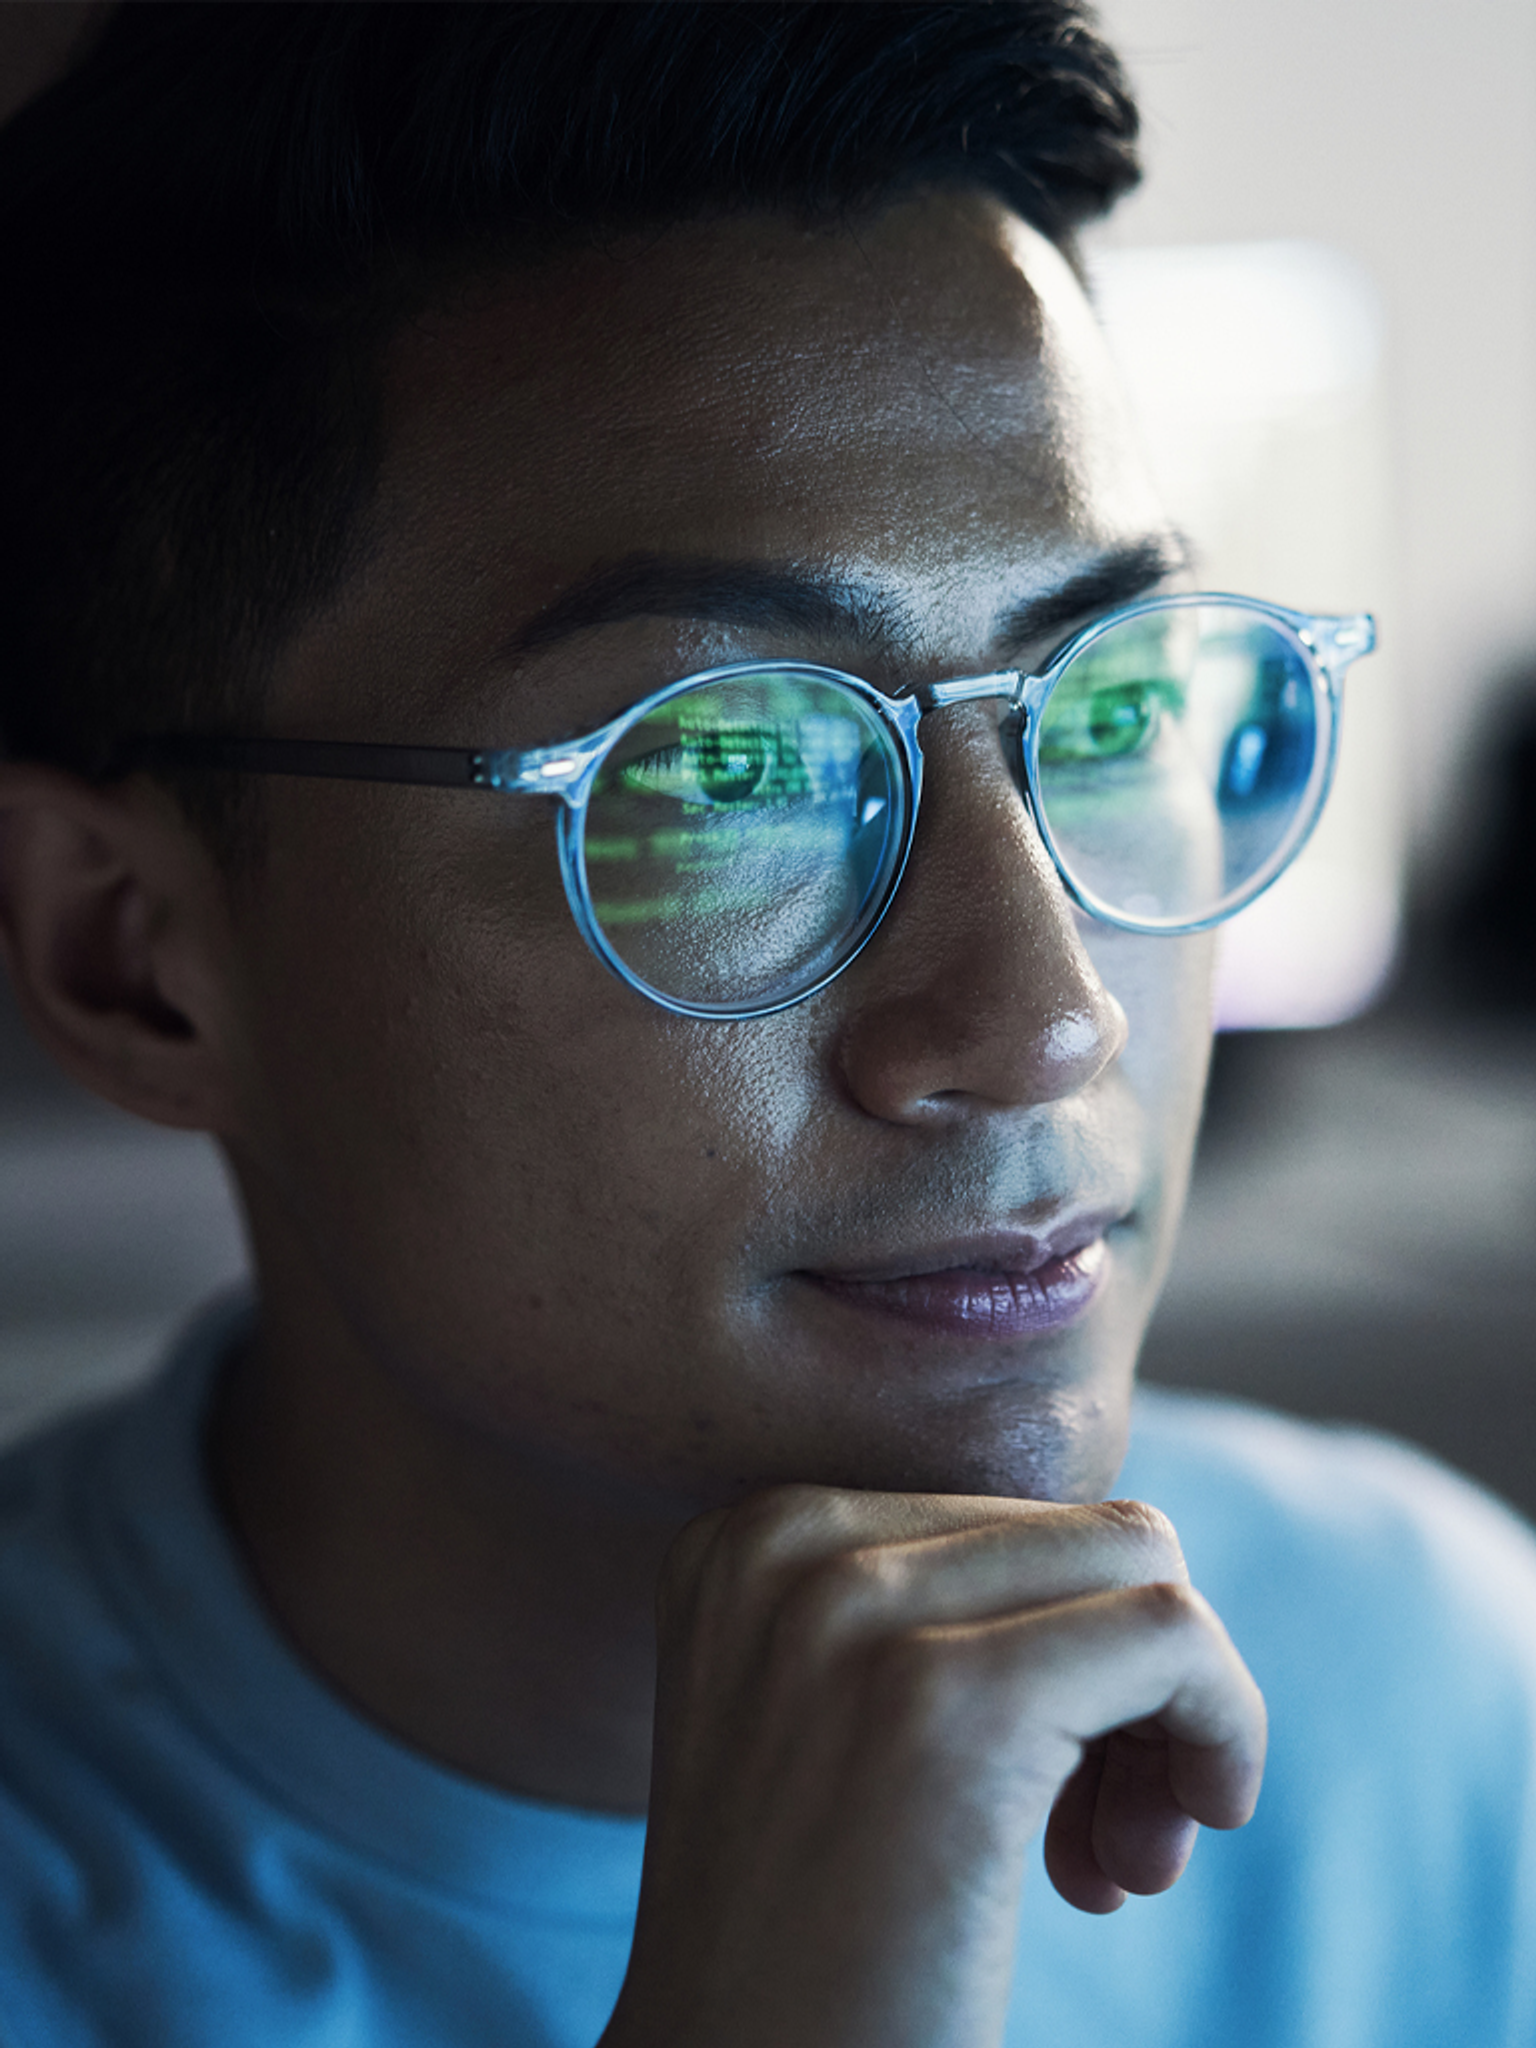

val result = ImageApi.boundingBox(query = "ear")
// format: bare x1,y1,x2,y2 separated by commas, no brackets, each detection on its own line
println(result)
0,762,246,1134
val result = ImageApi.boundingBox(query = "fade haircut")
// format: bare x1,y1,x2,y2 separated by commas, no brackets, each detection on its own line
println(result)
0,1,1141,859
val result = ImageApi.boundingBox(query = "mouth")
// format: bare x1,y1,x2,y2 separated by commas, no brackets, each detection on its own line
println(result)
794,1214,1120,1341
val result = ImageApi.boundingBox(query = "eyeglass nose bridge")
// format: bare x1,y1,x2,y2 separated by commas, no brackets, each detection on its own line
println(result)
906,668,1039,805
913,669,1028,716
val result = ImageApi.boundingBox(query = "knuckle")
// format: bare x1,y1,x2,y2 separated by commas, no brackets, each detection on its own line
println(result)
688,1487,823,1594
769,1544,895,1660
1131,1576,1202,1633
665,1487,884,1638
1090,1498,1188,1584
715,1484,862,1570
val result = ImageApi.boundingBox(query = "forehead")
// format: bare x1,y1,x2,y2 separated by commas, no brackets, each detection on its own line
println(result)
277,191,1163,730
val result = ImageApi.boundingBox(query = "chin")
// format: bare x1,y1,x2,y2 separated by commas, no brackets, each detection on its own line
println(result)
744,1380,1136,1506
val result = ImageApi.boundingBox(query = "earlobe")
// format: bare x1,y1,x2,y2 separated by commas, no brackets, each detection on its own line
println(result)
0,763,242,1133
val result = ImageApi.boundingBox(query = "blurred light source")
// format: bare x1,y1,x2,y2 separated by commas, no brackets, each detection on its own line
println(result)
1090,240,1403,1027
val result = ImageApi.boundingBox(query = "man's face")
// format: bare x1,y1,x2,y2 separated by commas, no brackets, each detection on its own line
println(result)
219,191,1213,1512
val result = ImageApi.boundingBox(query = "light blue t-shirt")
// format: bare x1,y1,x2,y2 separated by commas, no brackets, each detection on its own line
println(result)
1,1299,1534,2048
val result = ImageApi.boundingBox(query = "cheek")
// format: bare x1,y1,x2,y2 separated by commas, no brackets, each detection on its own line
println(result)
230,791,822,1385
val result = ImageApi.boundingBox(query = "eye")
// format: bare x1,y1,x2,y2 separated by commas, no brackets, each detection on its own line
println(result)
617,722,809,807
1039,677,1186,765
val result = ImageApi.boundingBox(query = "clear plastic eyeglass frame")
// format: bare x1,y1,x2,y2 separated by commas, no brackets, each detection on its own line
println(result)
129,590,1376,1020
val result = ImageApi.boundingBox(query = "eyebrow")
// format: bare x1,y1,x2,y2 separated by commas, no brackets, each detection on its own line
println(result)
992,534,1193,654
510,531,1192,666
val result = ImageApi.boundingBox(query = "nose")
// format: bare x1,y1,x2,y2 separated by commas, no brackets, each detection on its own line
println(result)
831,709,1127,1125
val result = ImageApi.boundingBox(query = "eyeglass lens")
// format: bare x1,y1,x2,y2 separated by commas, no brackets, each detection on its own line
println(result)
1034,603,1321,928
582,671,909,1011
577,605,1324,1012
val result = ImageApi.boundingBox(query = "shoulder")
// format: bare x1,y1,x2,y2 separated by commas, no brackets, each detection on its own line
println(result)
1126,1382,1536,1591
1016,1395,1536,2044
0,1394,133,1675
1124,1391,1536,2032
1124,1385,1536,1734
0,1300,243,1615
0,1303,250,1844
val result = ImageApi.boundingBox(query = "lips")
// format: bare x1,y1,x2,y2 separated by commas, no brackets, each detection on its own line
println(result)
797,1218,1116,1340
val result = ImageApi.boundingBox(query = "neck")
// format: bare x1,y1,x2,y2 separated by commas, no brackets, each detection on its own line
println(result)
208,1297,682,1815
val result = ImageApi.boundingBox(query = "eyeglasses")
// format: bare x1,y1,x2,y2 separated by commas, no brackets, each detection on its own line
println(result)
129,591,1375,1020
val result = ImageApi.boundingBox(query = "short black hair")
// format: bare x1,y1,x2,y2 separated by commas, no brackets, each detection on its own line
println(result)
0,1,1140,855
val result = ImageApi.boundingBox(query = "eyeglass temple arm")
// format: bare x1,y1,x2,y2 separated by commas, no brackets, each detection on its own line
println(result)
122,682,1031,790
114,733,576,793
121,683,1023,791
118,613,1377,789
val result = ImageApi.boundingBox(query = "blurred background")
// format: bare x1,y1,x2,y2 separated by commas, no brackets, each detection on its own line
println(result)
0,2,1533,1513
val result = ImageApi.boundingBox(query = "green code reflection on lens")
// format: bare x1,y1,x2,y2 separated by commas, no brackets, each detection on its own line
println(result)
1035,606,1318,925
584,670,905,1009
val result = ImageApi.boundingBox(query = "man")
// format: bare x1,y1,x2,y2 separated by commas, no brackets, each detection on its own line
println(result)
0,6,1532,2044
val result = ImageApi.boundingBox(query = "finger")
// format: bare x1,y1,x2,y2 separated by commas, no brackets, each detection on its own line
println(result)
1089,1724,1200,1895
1165,1702,1268,1831
936,1579,1267,1830
664,1488,1189,1649
841,1497,1190,1630
1042,1741,1127,1915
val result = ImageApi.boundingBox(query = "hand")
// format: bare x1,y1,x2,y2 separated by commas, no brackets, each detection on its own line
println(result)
601,1487,1265,2048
